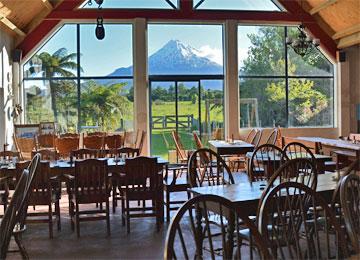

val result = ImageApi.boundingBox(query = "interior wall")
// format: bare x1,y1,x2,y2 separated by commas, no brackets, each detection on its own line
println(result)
0,28,14,149
347,45,360,133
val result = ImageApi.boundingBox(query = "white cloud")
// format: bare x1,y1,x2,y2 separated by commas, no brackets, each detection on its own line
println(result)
195,45,223,65
238,47,248,67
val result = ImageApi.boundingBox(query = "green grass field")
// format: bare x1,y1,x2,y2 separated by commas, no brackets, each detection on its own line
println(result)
151,100,223,159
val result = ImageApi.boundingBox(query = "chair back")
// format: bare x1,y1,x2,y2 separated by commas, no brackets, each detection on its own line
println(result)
104,134,122,149
249,144,286,182
60,133,79,138
13,135,36,160
136,130,146,155
31,148,58,161
0,151,20,160
87,131,106,137
265,127,278,145
71,148,99,159
282,136,321,154
29,161,52,205
55,137,79,158
259,182,348,259
340,172,360,253
83,135,104,150
123,157,161,192
36,133,56,148
188,148,234,188
192,131,203,150
0,154,40,259
171,131,187,162
245,128,257,143
74,159,109,199
164,194,271,260
251,129,263,148
282,141,316,163
102,147,139,158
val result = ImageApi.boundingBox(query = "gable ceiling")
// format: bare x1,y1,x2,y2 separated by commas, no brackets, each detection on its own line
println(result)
0,0,359,50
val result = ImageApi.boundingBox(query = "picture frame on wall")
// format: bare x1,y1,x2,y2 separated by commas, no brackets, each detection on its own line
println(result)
39,122,56,134
14,124,40,138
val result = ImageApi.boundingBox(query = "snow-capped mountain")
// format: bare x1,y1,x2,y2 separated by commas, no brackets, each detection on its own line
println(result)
107,39,223,77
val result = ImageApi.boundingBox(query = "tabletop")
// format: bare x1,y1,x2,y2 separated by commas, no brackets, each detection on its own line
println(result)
245,151,332,161
296,137,360,151
208,140,254,155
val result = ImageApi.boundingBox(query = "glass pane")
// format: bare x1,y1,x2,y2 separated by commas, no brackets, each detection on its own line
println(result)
177,81,199,152
287,27,334,77
150,82,176,160
23,24,77,78
148,24,223,75
238,26,285,76
195,0,282,11
80,24,133,77
24,79,78,132
200,80,224,142
80,79,134,132
288,78,334,127
81,0,178,9
239,78,286,128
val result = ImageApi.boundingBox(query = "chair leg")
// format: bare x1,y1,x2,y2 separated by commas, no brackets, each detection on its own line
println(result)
14,233,29,260
55,200,61,231
106,200,110,236
121,191,125,226
48,204,53,239
70,201,75,231
126,199,130,234
76,203,80,238
112,185,117,213
166,190,170,222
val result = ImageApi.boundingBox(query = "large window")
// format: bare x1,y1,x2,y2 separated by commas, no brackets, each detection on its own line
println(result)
148,24,224,159
23,24,134,133
238,25,335,128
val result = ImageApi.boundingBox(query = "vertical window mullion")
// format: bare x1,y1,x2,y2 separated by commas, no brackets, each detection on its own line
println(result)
284,26,289,127
198,80,202,139
76,24,81,132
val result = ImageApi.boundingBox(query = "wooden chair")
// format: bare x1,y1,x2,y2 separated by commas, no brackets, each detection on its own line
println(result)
251,129,263,148
164,194,271,260
110,147,140,213
87,131,106,137
55,137,79,158
282,141,316,162
0,176,10,212
31,148,58,161
83,135,104,150
264,127,278,145
124,130,138,148
59,133,79,138
136,130,146,155
188,148,234,188
13,135,36,160
248,144,286,182
0,151,20,161
259,182,348,259
36,133,56,149
340,173,360,254
192,131,203,150
171,131,190,164
0,154,40,259
71,148,100,159
104,134,122,149
27,161,61,238
282,136,321,154
242,128,257,143
70,159,110,237
121,156,163,233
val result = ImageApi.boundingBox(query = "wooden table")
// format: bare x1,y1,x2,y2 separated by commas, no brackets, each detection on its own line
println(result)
245,151,332,174
208,140,254,155
189,172,340,216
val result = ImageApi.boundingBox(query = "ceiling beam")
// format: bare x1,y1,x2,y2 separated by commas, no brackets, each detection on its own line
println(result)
309,0,337,15
0,15,26,37
41,0,53,10
337,31,360,49
332,24,360,40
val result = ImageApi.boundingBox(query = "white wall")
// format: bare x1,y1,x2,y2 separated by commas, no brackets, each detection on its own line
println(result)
0,28,14,149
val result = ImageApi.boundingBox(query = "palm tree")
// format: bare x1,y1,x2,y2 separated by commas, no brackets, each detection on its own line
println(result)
29,48,80,121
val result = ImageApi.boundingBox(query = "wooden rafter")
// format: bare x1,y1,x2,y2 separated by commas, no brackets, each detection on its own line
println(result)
41,0,53,10
337,31,360,49
332,24,360,40
0,14,26,37
309,0,338,15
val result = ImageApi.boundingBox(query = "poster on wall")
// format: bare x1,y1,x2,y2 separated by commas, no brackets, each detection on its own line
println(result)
14,124,40,138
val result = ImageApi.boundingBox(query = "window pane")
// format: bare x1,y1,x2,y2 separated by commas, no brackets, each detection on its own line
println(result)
288,78,334,127
200,80,224,141
24,79,78,132
80,24,133,77
287,27,334,77
239,78,286,128
23,25,77,79
194,0,282,11
238,26,285,76
148,24,224,75
81,0,178,9
80,79,134,132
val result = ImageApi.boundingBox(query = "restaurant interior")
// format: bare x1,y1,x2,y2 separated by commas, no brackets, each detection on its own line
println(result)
0,0,360,259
